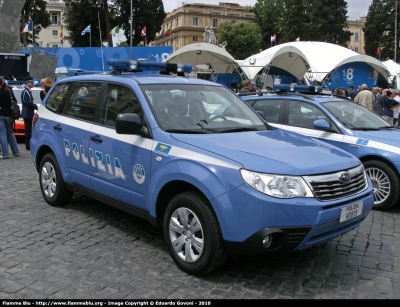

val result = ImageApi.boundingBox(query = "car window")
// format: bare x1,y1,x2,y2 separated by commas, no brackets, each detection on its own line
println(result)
65,82,102,122
99,83,144,128
142,84,266,132
287,100,328,129
251,99,283,123
323,100,391,129
45,82,74,113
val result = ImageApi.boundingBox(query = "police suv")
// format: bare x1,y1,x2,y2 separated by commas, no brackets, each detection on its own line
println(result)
241,88,400,211
30,60,374,275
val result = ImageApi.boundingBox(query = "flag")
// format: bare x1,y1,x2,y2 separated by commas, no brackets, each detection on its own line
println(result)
164,27,171,36
21,21,33,33
141,26,146,37
295,37,300,42
110,25,119,35
81,24,91,36
270,34,276,42
160,28,164,39
377,47,381,54
350,44,354,51
59,24,63,38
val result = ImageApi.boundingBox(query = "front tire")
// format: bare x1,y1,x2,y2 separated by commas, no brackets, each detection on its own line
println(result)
39,153,73,206
163,191,228,275
364,160,400,211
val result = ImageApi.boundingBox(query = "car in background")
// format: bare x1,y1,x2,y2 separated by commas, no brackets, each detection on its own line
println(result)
241,90,400,211
10,86,42,137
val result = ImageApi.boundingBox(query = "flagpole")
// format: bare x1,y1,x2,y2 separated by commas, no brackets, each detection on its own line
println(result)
90,24,92,47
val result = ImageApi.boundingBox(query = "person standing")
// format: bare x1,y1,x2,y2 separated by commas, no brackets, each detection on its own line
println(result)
391,89,400,125
348,85,357,100
354,84,374,111
21,77,38,151
239,80,255,93
40,77,53,100
0,77,20,159
372,86,384,115
382,89,400,124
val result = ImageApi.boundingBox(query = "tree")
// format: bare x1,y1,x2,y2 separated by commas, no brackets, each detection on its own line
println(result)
218,21,262,60
21,0,51,47
307,0,351,46
63,0,117,47
364,0,396,60
112,0,165,47
254,0,284,49
253,0,350,46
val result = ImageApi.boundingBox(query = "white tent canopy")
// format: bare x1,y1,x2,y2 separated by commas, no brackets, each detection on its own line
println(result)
165,43,239,74
239,41,391,82
382,59,400,76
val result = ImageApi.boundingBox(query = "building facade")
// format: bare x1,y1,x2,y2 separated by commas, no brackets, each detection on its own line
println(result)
35,0,69,48
151,2,255,51
346,16,366,55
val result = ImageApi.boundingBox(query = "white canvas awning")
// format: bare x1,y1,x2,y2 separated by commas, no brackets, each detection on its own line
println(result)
165,43,238,73
382,59,400,76
239,41,391,82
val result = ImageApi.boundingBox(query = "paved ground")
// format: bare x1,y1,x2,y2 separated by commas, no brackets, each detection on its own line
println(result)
1,143,400,299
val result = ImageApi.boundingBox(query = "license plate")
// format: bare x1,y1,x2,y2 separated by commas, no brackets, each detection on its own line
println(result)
339,201,363,223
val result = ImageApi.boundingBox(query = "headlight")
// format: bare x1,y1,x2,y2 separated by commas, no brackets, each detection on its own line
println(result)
240,169,314,199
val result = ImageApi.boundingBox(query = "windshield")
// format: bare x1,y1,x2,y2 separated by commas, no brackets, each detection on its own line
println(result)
142,84,268,133
322,100,394,130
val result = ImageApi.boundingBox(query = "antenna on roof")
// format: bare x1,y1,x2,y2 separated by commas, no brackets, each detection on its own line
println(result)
98,11,105,73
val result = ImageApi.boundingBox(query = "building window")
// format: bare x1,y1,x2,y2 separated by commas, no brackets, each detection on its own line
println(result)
176,37,178,42
231,20,236,23
52,30,58,36
213,19,218,28
355,32,359,41
193,36,198,42
193,17,198,26
51,13,58,25
355,47,359,53
52,44,59,48
176,18,179,27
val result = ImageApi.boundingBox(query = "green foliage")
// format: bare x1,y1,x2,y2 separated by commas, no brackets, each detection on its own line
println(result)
363,0,397,60
218,21,263,60
112,0,166,47
21,0,51,46
254,0,350,46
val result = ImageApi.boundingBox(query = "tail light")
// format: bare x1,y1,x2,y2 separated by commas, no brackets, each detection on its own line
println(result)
32,113,39,129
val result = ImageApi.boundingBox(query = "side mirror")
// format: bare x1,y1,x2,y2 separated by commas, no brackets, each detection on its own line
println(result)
115,113,142,134
313,119,330,130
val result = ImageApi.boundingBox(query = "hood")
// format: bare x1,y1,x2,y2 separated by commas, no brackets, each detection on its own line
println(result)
171,129,361,175
352,129,400,147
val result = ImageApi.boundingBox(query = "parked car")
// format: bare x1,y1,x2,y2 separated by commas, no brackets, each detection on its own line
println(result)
30,60,374,275
10,86,42,137
241,90,400,211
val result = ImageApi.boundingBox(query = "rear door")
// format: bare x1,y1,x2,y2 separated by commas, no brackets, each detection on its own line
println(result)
247,98,284,128
89,82,153,210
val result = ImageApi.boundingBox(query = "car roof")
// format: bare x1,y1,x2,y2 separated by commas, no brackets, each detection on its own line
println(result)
54,73,222,86
240,92,351,104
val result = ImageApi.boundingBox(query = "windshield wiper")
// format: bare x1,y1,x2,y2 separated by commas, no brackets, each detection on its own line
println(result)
165,129,207,134
352,127,379,131
376,126,397,130
218,127,259,133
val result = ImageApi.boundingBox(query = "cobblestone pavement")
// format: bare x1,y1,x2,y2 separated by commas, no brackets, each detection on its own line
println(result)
1,145,400,299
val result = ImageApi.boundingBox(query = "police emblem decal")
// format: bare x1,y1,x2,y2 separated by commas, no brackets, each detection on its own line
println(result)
133,164,145,184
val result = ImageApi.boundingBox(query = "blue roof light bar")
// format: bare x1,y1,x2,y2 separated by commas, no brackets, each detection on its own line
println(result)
107,59,192,74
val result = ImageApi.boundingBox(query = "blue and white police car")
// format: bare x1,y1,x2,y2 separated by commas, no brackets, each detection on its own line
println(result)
30,60,374,275
241,89,400,211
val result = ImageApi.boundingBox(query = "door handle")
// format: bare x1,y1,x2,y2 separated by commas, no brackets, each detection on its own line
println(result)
349,144,360,148
53,124,62,131
90,135,103,143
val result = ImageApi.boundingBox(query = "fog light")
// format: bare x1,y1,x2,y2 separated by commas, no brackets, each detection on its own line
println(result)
262,235,272,248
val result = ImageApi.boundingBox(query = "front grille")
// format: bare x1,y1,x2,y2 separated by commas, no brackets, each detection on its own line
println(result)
303,164,368,201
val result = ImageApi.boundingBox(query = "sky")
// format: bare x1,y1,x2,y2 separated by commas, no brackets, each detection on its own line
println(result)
162,0,372,21
113,0,372,45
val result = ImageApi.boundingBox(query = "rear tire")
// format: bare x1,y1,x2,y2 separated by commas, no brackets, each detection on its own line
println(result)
39,153,73,206
163,191,228,275
364,160,400,211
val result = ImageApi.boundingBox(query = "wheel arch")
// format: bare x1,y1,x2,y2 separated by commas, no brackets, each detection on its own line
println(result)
359,155,400,174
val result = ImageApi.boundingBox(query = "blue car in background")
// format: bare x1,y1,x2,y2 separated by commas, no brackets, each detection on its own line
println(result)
241,91,400,211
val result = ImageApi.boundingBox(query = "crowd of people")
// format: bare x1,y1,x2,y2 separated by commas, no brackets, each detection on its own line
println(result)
0,76,52,158
331,83,400,125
